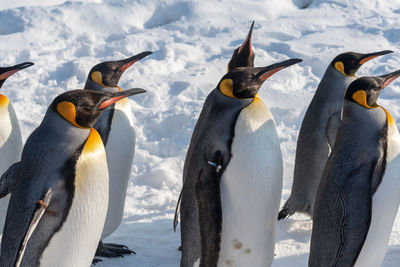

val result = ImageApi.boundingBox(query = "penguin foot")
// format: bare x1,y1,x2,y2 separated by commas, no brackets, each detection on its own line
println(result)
92,258,102,265
278,208,292,220
95,242,136,258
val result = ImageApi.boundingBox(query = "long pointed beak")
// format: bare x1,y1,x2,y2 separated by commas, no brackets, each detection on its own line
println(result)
258,58,302,81
120,51,153,72
359,50,393,65
99,88,146,109
238,21,254,55
380,69,400,88
0,62,34,80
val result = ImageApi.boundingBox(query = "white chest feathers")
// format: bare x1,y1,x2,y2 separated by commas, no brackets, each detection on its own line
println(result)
355,121,400,267
0,95,22,235
40,129,109,267
101,98,136,239
218,98,283,267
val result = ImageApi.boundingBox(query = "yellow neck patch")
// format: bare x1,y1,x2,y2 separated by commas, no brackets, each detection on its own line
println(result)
57,101,86,128
82,128,104,154
380,106,395,126
0,94,9,108
219,79,238,99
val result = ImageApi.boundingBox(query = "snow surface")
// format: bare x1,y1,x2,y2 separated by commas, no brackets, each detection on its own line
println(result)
1,0,400,266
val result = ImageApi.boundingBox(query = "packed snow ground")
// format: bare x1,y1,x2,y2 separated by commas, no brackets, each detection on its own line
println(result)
1,0,400,266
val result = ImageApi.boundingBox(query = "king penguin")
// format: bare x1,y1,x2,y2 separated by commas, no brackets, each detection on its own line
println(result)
278,50,393,219
173,21,256,234
0,62,34,235
0,88,145,267
178,58,302,267
84,51,152,257
309,69,400,267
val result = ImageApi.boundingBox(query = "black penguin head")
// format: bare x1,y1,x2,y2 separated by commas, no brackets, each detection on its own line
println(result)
51,88,146,128
227,21,255,72
330,50,392,77
219,58,302,99
345,69,400,108
86,51,152,87
0,62,34,88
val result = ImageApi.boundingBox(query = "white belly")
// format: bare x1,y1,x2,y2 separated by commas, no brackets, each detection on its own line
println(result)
355,124,400,267
101,98,135,239
0,99,22,236
40,129,109,267
217,98,283,267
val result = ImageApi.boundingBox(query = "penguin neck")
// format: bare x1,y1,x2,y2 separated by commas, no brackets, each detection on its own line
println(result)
84,79,120,93
324,65,356,92
40,109,91,145
342,100,387,137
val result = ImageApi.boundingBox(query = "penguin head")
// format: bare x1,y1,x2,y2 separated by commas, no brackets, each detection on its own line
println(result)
331,50,392,77
227,21,255,72
86,51,152,88
51,88,146,128
218,58,302,99
345,69,400,108
0,62,34,88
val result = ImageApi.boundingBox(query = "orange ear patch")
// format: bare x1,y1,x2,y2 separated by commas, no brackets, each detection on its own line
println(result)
334,61,346,75
219,79,238,99
0,94,9,108
91,71,104,85
352,90,373,109
57,101,84,128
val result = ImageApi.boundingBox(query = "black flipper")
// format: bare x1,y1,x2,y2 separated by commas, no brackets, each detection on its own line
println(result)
173,182,185,232
95,241,135,258
332,163,373,266
326,111,341,150
195,151,223,267
310,162,374,266
15,188,53,267
0,162,20,198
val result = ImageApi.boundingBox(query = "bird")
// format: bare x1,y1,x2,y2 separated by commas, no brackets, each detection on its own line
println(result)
0,61,34,234
178,58,301,267
174,20,256,235
278,50,393,219
309,69,400,267
84,51,152,257
0,88,145,267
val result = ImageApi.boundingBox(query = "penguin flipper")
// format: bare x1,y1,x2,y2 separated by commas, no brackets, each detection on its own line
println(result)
173,188,182,231
15,188,53,267
311,163,373,266
195,152,223,267
0,162,21,198
332,164,373,266
326,111,341,149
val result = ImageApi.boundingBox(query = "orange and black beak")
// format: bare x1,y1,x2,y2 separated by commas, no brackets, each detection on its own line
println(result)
358,50,393,65
380,69,400,89
257,58,303,82
119,51,153,73
0,62,34,88
99,88,146,109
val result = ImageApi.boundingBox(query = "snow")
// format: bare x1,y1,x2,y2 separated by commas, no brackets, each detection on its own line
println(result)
1,0,400,266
